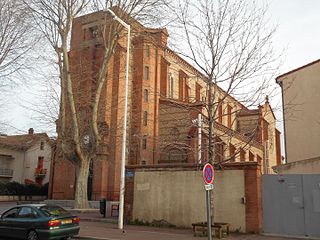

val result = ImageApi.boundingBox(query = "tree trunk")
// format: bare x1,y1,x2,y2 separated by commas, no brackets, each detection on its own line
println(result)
74,159,90,209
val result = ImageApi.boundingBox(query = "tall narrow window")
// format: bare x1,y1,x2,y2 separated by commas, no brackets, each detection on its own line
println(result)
218,101,223,124
144,66,149,80
169,73,174,98
185,84,190,102
249,151,254,161
195,83,201,102
143,111,148,126
40,141,44,150
144,89,148,102
142,136,147,149
229,144,236,162
146,45,150,58
262,119,269,142
227,105,232,128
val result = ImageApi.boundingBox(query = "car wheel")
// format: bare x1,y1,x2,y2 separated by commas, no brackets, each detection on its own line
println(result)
27,230,39,240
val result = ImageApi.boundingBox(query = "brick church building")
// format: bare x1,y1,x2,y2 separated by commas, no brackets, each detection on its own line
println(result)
49,10,281,201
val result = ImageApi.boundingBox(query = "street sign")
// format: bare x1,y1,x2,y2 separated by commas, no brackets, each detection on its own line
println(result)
205,184,214,191
203,163,214,185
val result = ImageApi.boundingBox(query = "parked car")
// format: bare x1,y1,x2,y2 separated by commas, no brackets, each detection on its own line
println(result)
0,204,80,240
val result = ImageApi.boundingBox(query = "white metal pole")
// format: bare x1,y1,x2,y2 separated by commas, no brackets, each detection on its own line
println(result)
198,113,202,164
106,9,130,230
118,19,130,232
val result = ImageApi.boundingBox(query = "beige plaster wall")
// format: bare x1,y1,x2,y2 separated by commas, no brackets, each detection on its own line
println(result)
213,170,246,232
274,157,320,174
0,139,51,184
132,170,246,231
0,147,25,183
24,141,52,184
279,62,320,163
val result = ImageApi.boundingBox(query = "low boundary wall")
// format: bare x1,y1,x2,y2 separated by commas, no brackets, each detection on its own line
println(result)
125,162,262,233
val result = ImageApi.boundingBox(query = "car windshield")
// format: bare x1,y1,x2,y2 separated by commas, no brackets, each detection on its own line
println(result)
39,206,69,217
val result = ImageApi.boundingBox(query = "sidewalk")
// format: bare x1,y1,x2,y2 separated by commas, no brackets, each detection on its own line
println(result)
70,209,117,224
75,221,298,240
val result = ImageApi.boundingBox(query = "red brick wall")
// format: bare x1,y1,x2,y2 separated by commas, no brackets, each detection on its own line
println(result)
51,159,76,200
244,165,262,233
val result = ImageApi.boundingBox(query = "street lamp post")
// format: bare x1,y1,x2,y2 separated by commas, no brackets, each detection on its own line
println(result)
106,8,131,230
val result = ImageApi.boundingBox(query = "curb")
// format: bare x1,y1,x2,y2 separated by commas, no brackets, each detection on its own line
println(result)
80,218,118,224
73,236,119,240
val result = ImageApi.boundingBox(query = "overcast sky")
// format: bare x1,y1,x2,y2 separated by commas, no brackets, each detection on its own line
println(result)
268,0,320,73
4,0,320,136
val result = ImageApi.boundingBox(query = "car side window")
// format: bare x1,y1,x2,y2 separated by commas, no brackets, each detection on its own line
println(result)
18,207,37,218
2,208,19,218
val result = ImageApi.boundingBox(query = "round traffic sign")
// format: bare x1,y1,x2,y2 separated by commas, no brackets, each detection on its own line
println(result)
203,163,214,184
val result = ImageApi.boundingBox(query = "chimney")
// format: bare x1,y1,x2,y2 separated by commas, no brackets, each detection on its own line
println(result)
28,128,34,135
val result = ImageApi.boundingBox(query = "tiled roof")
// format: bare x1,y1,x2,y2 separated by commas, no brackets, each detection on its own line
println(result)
0,133,49,151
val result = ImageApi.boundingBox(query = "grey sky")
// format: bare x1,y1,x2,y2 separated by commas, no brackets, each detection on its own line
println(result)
4,0,320,136
269,0,320,73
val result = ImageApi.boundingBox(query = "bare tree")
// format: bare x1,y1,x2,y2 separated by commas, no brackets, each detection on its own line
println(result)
24,0,170,208
0,0,35,128
0,0,33,81
167,0,279,165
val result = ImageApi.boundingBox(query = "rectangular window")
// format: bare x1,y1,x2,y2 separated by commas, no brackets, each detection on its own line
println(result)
185,85,190,102
249,151,254,161
142,137,147,149
143,111,148,126
195,83,201,102
262,119,269,141
160,58,168,97
227,105,232,128
169,73,174,98
229,144,236,162
218,101,223,124
179,76,184,100
144,66,149,80
40,141,44,150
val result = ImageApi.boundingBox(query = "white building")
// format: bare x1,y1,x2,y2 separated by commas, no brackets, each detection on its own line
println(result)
0,128,52,185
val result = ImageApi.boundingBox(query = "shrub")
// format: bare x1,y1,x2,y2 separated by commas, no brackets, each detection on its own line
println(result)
0,181,48,196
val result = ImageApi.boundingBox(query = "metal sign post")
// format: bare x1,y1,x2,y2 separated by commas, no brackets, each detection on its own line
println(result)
203,163,214,240
206,190,212,240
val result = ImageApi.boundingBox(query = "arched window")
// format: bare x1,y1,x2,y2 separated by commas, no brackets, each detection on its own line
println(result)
144,89,148,102
143,111,148,126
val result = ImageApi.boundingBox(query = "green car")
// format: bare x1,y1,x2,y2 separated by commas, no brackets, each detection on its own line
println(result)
0,204,80,240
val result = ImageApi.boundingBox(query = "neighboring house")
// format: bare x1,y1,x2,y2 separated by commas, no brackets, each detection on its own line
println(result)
0,128,52,185
275,59,320,173
50,10,281,201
